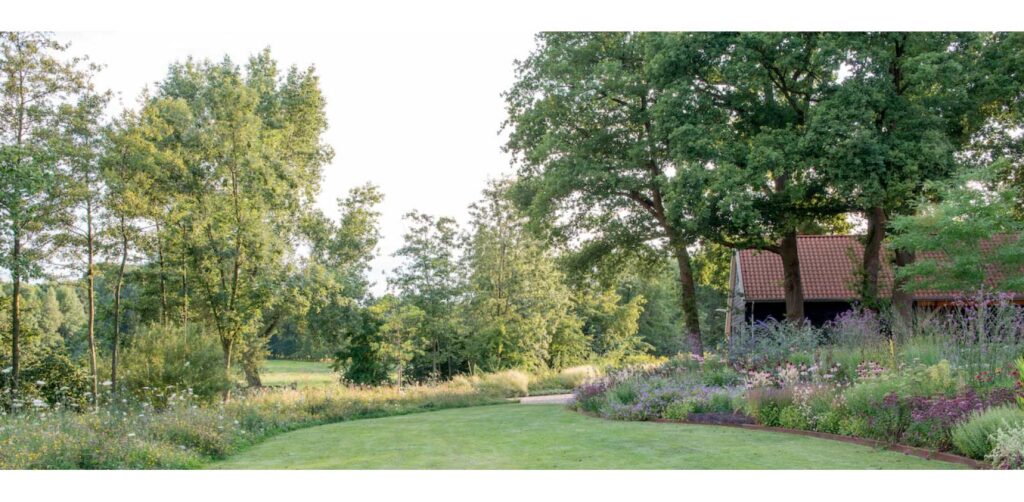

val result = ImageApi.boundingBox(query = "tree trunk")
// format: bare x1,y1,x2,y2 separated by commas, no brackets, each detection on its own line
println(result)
778,231,805,323
862,206,887,309
155,222,168,325
86,209,98,409
222,337,234,401
9,235,21,405
671,242,704,357
892,248,916,326
242,355,263,388
111,217,129,394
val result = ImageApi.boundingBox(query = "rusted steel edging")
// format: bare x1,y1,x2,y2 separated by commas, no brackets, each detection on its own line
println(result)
649,417,988,469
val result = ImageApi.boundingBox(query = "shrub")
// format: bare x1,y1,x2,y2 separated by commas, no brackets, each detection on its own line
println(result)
951,405,1024,459
120,324,231,405
779,405,809,430
664,401,694,420
987,425,1024,469
17,349,91,411
476,370,529,397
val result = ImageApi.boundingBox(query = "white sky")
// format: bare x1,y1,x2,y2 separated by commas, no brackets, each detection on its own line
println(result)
62,31,536,294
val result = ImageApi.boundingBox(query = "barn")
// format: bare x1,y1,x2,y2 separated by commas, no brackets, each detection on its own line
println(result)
724,234,1023,338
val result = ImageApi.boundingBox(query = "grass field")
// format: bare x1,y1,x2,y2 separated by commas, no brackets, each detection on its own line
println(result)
212,404,962,469
257,360,337,388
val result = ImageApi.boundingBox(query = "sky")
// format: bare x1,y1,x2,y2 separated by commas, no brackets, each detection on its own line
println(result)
62,31,538,294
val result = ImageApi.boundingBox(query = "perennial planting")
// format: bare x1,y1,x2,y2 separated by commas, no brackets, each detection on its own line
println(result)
568,295,1024,469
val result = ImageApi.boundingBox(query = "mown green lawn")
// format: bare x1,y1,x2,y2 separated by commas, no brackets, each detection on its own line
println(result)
256,360,337,388
212,404,963,469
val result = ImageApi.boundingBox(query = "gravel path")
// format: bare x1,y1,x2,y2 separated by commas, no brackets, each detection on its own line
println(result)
517,394,574,405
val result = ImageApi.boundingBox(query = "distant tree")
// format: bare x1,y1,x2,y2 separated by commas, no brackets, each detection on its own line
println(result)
39,286,62,340
575,289,648,360
461,182,583,371
55,284,85,349
391,211,465,379
369,295,425,388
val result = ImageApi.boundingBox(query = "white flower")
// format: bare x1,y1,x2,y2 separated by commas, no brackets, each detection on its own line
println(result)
183,361,190,367
35,380,45,386
127,433,136,438
102,381,113,386
31,399,47,408
1,367,11,374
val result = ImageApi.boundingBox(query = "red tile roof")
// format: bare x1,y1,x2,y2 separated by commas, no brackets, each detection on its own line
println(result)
736,235,1020,302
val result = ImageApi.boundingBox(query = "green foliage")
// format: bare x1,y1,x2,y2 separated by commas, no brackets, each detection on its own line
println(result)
120,323,231,405
391,211,466,379
746,387,794,427
951,405,1024,459
664,401,694,420
16,349,91,411
779,405,810,430
504,32,706,354
461,182,584,371
891,164,1024,293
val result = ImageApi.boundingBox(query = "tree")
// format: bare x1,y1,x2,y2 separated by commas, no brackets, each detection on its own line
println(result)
504,32,706,355
39,285,63,340
650,32,849,324
55,284,85,349
0,32,92,401
59,83,110,405
891,164,1024,294
143,51,331,392
461,182,583,371
391,211,465,379
807,33,988,315
369,295,425,388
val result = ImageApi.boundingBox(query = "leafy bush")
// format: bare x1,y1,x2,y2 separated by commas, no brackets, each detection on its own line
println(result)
779,405,809,430
120,324,231,405
986,425,1024,470
476,370,529,397
17,349,91,411
663,401,694,420
952,405,1024,459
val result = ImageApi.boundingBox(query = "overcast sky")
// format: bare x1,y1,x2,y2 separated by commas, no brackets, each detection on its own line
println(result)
62,31,537,293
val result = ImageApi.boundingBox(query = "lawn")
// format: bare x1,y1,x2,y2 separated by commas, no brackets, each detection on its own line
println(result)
256,360,337,388
212,404,963,469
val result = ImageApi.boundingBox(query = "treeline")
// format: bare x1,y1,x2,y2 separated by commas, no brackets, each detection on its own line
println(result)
502,32,1024,355
0,33,712,406
298,181,729,385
